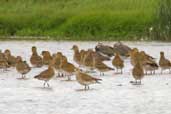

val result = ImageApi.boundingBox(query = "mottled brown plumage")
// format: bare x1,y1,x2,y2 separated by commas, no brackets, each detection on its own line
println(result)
159,51,171,74
30,46,43,67
139,51,158,75
93,53,114,76
82,49,94,70
112,53,124,74
16,56,31,79
42,51,52,65
71,45,81,66
80,49,87,67
60,56,76,80
4,49,17,67
132,60,144,84
129,48,139,66
0,51,9,71
34,65,55,87
75,69,102,90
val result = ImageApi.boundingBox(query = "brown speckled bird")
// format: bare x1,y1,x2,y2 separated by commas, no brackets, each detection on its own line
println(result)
132,61,144,85
30,46,43,67
93,53,114,76
60,55,76,81
139,51,158,75
129,48,139,66
51,52,63,77
16,56,31,79
82,49,95,71
71,45,81,67
80,49,87,67
159,51,171,74
4,49,17,67
34,64,55,87
0,50,9,71
42,51,52,65
112,53,124,74
75,69,102,90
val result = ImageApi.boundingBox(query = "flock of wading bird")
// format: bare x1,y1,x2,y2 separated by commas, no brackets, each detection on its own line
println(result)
0,42,171,90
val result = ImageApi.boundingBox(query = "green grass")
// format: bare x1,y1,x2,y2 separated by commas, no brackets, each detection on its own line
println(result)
0,0,160,40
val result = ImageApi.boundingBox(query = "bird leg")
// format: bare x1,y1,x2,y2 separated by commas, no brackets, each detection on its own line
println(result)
67,75,71,81
84,85,87,90
43,81,50,88
43,81,46,88
153,70,155,75
87,85,90,90
21,74,24,79
135,80,137,85
139,80,141,85
145,71,147,75
47,82,50,87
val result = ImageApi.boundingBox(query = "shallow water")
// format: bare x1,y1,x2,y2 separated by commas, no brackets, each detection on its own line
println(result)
0,41,171,114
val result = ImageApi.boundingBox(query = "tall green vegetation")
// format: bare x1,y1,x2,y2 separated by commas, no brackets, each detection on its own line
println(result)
151,0,171,41
0,0,159,40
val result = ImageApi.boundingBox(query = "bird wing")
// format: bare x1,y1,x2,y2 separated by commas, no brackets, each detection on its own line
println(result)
80,72,102,82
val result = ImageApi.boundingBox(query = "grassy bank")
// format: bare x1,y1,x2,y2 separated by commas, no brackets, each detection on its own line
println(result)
0,0,159,40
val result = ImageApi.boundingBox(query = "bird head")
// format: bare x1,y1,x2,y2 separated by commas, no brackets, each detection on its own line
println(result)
32,46,37,52
16,56,22,62
4,49,11,56
71,45,79,51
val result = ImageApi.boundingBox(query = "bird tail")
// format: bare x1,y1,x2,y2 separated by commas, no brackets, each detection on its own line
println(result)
34,75,40,79
95,78,102,84
96,80,102,84
109,67,115,70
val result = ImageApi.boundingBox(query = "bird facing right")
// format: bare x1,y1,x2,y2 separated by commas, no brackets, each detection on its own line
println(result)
75,69,102,90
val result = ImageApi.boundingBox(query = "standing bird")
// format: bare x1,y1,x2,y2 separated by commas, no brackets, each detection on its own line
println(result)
42,51,52,65
82,49,95,71
34,64,55,88
60,55,76,81
51,52,63,77
16,56,31,79
80,49,87,67
30,46,43,67
95,42,115,57
112,53,124,74
75,69,102,90
132,52,144,84
113,41,132,57
139,51,158,75
159,51,171,74
0,50,9,71
129,48,139,66
71,45,81,66
132,61,144,85
4,49,17,67
93,53,114,76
